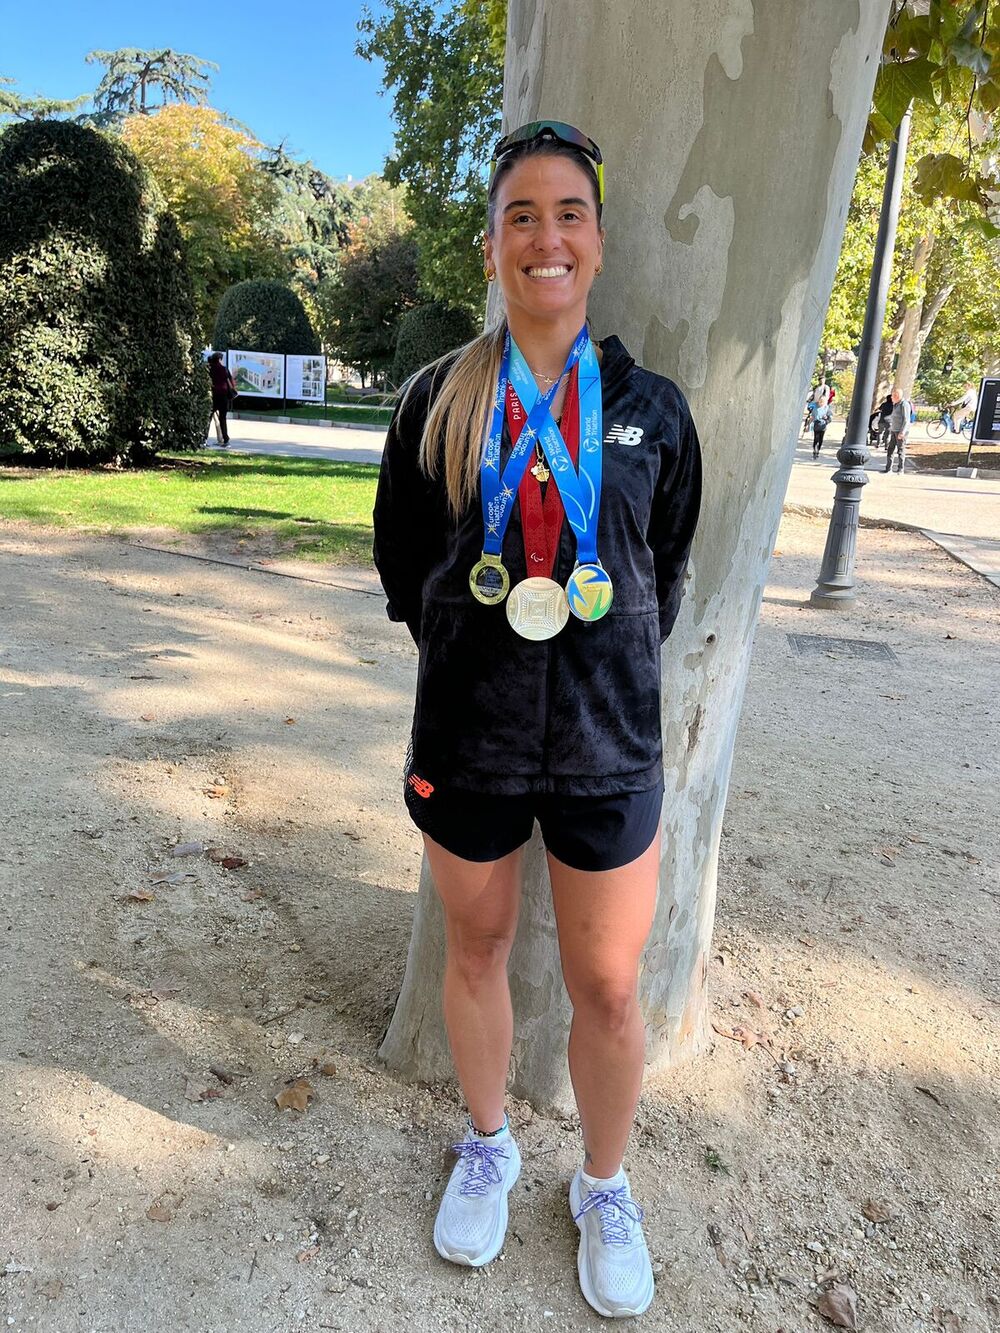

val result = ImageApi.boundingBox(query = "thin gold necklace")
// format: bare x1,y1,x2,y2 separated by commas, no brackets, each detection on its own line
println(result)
531,368,568,388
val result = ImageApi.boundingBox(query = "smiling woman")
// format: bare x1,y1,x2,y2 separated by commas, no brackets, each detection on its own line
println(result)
372,122,703,1319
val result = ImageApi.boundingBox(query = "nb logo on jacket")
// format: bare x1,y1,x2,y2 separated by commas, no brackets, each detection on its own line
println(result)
604,424,644,447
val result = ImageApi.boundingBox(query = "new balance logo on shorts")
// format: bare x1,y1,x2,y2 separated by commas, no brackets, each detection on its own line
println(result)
407,773,434,799
604,423,644,447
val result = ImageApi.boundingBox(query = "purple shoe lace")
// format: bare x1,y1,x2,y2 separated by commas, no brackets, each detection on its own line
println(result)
450,1139,510,1198
574,1184,645,1246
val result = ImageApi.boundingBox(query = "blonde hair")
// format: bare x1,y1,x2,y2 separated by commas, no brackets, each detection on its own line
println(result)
399,321,507,519
406,136,603,518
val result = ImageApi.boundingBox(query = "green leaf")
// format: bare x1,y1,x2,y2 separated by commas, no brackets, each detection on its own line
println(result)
959,214,1000,239
978,78,1000,111
912,152,985,205
950,37,992,76
874,58,938,127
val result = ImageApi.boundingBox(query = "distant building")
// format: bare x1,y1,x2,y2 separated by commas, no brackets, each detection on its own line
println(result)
239,359,279,392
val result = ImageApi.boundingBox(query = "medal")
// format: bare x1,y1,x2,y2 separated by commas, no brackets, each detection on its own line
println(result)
566,561,614,621
530,443,550,483
469,553,510,604
506,577,569,640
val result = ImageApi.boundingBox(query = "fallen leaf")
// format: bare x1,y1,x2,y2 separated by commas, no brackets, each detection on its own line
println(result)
140,713,156,722
274,1078,315,1113
172,841,205,858
706,1222,729,1266
816,1280,860,1329
241,888,264,901
284,717,297,725
125,888,155,903
146,1203,172,1222
149,871,189,885
44,1201,61,1212
862,1199,892,1224
220,856,247,870
184,1075,223,1103
203,784,229,799
744,990,765,1009
874,845,899,866
798,935,816,948
296,1244,320,1263
37,1278,63,1300
317,1060,337,1078
916,1085,945,1107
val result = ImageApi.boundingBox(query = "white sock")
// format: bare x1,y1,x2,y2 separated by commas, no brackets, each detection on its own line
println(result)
582,1165,626,1189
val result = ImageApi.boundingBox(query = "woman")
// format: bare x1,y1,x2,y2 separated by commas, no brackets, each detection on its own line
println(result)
373,122,701,1319
207,351,236,446
810,391,832,459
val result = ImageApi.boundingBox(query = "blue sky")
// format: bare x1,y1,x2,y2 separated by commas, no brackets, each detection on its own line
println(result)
1,0,397,180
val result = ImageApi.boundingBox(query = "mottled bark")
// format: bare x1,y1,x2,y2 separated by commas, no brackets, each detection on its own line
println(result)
893,234,934,399
380,0,888,1113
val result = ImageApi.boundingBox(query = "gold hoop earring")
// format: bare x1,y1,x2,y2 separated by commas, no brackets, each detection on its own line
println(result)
484,267,496,283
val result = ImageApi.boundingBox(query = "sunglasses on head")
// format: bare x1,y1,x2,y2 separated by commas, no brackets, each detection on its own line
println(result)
489,121,605,204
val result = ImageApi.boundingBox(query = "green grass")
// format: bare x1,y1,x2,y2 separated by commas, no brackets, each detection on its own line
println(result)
0,452,379,564
283,402,394,426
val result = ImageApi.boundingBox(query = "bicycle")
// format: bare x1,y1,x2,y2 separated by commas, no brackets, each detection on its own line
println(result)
927,409,973,440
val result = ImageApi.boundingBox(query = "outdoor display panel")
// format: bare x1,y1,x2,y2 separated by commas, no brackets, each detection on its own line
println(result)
971,377,1000,444
286,354,327,403
226,349,285,399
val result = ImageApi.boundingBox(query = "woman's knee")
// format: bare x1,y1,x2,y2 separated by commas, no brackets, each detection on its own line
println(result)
446,927,516,987
568,973,639,1034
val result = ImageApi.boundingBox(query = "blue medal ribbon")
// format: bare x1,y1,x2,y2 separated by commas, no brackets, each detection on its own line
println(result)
480,331,563,557
506,330,603,566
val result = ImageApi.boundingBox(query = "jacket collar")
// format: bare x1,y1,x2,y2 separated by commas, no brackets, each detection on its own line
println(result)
596,335,636,394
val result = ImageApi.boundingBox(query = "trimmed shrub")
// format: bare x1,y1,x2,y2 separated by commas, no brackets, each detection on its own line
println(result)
212,279,320,355
391,301,478,387
0,119,208,464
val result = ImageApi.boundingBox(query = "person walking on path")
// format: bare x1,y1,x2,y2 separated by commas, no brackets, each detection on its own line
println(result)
373,121,702,1319
810,395,832,458
950,382,978,432
884,388,912,474
208,352,236,446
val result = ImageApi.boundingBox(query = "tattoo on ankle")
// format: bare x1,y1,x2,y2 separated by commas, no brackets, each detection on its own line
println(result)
584,1146,595,1172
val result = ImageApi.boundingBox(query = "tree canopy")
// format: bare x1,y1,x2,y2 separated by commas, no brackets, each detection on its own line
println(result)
121,104,286,334
357,1,503,315
86,48,218,120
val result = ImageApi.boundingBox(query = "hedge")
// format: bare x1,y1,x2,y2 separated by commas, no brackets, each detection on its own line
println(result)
0,119,208,464
391,301,478,387
212,279,320,356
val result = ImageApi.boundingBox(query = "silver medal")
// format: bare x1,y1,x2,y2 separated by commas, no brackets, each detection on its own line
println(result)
505,577,570,641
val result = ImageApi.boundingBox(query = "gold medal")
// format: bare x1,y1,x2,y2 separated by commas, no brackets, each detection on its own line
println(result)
506,577,570,641
469,553,510,605
566,562,614,622
530,442,550,483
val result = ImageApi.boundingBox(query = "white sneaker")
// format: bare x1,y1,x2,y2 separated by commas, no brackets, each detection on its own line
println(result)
570,1168,654,1318
433,1126,521,1267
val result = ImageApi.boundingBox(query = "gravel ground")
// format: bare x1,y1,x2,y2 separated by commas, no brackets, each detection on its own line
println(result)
0,512,997,1332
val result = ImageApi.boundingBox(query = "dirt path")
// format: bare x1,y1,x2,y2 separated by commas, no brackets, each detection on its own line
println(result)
0,515,997,1332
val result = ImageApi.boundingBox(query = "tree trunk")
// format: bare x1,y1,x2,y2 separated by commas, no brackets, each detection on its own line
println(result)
893,234,934,399
380,0,888,1113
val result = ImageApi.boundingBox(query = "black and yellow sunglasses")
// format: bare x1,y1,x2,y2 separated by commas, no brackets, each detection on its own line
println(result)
489,121,605,204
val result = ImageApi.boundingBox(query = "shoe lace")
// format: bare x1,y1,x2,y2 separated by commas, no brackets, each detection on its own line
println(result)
573,1184,644,1246
451,1139,509,1198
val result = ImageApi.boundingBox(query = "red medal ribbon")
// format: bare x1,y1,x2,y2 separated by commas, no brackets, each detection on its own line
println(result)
505,363,580,579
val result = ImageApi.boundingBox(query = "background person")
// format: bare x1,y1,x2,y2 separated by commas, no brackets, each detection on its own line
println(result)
207,351,236,445
373,121,701,1320
884,387,912,474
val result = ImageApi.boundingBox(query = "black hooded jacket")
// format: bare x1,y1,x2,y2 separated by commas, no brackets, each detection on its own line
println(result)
373,334,702,797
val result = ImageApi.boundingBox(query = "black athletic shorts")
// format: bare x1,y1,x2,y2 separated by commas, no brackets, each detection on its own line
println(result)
403,767,664,873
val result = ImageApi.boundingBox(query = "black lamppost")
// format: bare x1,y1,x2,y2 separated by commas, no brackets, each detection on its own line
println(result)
810,104,913,608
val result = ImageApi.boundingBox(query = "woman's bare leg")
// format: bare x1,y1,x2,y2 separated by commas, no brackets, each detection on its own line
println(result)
423,836,523,1131
548,835,659,1177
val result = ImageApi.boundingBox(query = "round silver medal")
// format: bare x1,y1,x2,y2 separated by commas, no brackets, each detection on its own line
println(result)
506,576,570,641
